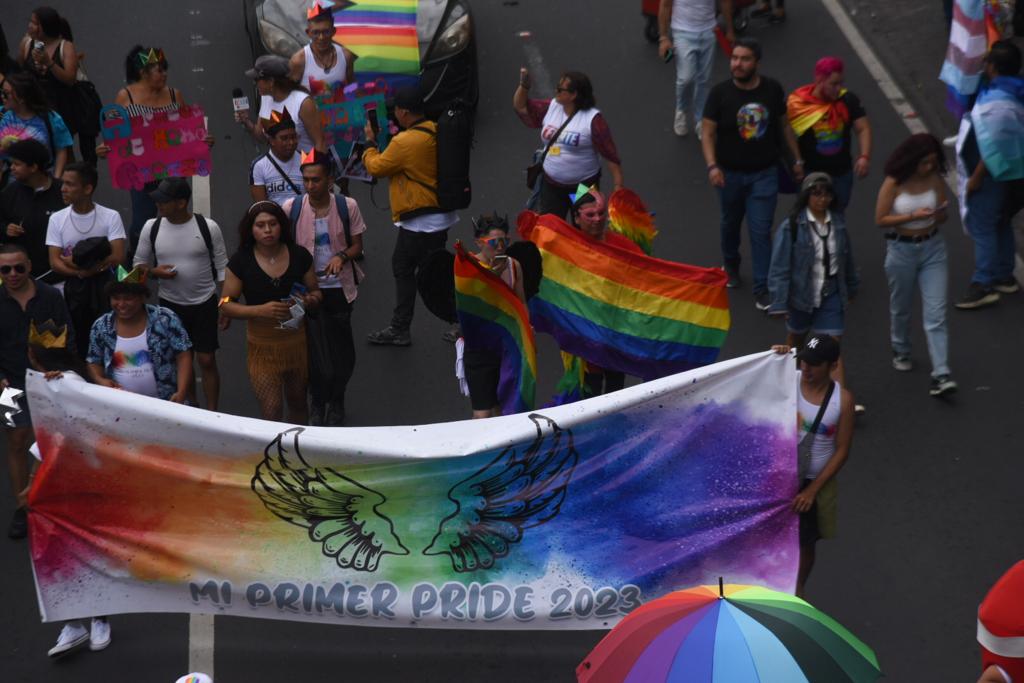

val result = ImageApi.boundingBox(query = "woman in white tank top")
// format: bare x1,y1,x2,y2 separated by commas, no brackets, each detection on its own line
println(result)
874,133,957,397
241,55,324,153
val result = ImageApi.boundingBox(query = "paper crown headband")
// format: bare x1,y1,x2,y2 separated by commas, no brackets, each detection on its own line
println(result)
28,319,69,349
116,265,148,285
299,148,331,168
137,48,166,68
569,183,599,207
261,108,296,133
307,0,335,19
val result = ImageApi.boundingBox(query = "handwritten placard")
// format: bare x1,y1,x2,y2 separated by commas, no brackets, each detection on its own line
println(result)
316,80,391,161
100,104,211,191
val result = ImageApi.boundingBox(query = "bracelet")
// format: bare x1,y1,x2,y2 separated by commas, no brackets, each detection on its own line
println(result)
335,251,349,262
707,163,719,173
857,154,870,162
659,36,671,42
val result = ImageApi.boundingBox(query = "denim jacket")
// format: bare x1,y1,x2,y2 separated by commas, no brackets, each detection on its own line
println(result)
86,304,191,400
768,210,859,314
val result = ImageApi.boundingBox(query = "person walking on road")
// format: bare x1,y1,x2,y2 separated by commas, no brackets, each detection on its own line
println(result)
767,172,858,388
875,133,957,398
249,109,304,206
133,177,228,411
657,0,735,139
702,37,803,309
772,336,855,600
514,69,624,219
0,139,65,281
363,86,456,347
954,40,1023,310
283,149,365,426
787,56,872,212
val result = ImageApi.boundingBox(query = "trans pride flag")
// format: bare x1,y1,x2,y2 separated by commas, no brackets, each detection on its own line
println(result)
939,0,1015,118
454,242,537,415
519,211,730,381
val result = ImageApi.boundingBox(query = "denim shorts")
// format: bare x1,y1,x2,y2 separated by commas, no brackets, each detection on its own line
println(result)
787,286,844,336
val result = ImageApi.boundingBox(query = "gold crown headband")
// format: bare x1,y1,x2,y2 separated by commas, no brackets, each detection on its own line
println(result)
28,320,69,349
116,265,147,284
137,48,166,69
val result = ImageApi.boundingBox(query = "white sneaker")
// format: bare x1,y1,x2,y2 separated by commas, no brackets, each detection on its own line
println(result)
695,120,703,140
89,617,111,651
48,622,89,657
942,135,958,147
673,110,688,136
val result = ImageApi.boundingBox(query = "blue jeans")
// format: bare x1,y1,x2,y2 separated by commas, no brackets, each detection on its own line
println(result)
672,29,716,119
717,167,778,293
965,179,1016,286
884,237,951,378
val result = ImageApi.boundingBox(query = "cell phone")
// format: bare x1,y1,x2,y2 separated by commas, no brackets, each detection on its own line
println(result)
33,40,44,52
663,47,674,63
365,105,380,137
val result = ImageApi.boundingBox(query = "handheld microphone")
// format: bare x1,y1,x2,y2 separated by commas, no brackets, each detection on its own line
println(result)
232,87,249,114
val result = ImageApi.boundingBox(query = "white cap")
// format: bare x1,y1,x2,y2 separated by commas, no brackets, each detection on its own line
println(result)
175,674,213,683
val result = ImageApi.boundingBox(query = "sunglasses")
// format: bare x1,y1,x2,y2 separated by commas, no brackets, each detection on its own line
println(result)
478,236,510,249
555,87,574,94
0,264,27,274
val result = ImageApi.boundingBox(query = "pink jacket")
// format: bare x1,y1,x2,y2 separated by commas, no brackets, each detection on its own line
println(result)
284,195,366,303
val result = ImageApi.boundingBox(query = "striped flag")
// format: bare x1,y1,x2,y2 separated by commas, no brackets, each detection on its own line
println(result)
519,212,730,381
334,0,420,77
454,242,537,415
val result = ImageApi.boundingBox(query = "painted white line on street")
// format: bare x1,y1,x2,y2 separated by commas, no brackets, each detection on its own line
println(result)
188,613,215,675
187,113,214,677
819,0,929,136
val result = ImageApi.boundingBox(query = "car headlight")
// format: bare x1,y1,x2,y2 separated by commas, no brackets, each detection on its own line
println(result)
427,5,471,63
259,19,301,57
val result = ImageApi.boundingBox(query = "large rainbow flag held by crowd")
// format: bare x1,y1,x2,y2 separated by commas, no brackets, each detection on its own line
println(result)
334,0,420,80
454,242,537,415
519,212,730,381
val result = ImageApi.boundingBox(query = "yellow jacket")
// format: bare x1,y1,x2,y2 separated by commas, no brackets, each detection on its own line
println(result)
362,120,439,222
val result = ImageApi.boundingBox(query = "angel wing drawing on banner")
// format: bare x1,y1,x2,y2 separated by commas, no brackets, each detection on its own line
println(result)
251,427,409,572
423,414,579,573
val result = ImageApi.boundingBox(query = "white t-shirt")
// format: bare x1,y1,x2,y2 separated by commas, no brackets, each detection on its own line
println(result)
133,215,228,306
312,216,341,289
796,373,842,480
45,203,127,292
671,0,717,33
250,150,304,206
397,211,459,233
259,90,315,153
111,330,159,397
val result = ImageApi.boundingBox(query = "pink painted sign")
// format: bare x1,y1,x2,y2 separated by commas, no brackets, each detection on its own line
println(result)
100,104,211,191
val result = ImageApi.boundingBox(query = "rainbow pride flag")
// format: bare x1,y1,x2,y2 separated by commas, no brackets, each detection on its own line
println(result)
454,242,537,415
607,188,658,255
519,211,729,381
334,0,420,77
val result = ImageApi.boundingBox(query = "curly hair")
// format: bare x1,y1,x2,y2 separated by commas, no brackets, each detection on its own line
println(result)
883,133,946,184
4,70,52,115
237,201,295,250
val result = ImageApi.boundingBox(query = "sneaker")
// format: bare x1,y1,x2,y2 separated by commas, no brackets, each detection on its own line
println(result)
441,323,461,343
673,110,688,137
754,291,771,311
892,353,913,372
367,326,411,346
89,617,111,651
930,374,958,397
7,507,27,540
724,264,741,289
854,403,866,415
695,120,703,141
993,277,1020,294
955,282,1000,310
942,135,958,148
48,622,89,657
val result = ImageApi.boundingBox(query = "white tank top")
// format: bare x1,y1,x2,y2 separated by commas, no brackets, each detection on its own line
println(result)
892,188,938,231
540,101,601,185
797,376,841,480
259,89,315,152
301,44,348,101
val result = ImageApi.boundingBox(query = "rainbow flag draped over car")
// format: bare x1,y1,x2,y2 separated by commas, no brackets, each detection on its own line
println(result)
518,211,729,381
334,0,420,77
454,242,537,414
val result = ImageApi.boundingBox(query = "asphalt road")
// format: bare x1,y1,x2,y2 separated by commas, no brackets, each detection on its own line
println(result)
3,1,1024,681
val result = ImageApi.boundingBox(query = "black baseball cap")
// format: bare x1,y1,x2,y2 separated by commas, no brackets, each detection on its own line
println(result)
797,335,841,365
391,85,424,112
149,177,191,203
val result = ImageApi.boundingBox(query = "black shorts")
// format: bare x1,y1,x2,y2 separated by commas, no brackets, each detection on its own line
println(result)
798,478,821,545
159,295,219,353
464,348,501,411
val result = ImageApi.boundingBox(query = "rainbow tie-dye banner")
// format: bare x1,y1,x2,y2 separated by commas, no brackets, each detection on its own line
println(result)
26,352,797,629
454,242,537,415
520,211,730,382
335,0,420,78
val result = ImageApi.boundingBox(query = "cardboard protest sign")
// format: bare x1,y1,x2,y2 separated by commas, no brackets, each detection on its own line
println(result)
100,104,211,191
315,79,391,163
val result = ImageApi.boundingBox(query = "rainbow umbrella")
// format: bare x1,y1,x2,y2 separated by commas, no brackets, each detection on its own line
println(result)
577,581,881,683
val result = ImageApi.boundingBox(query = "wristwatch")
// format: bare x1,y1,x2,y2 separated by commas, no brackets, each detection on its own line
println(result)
335,251,349,262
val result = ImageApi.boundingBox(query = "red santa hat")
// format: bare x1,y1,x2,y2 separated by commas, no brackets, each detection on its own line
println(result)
979,560,1024,681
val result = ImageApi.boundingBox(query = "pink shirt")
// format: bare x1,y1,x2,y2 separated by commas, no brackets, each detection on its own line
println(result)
284,195,367,303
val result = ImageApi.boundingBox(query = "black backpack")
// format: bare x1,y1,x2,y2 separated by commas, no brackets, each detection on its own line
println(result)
149,213,218,281
405,100,473,216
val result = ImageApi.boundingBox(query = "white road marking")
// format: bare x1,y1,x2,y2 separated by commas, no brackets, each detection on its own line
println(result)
188,115,215,678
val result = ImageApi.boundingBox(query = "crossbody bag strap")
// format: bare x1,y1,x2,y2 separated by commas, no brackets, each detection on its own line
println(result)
194,213,218,281
403,125,440,194
538,109,577,165
265,153,302,195
333,194,358,285
798,381,836,477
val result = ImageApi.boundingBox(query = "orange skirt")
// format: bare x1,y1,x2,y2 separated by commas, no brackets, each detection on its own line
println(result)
246,318,308,384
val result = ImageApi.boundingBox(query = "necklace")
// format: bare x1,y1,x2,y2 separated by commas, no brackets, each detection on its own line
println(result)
69,207,97,235
314,46,337,71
